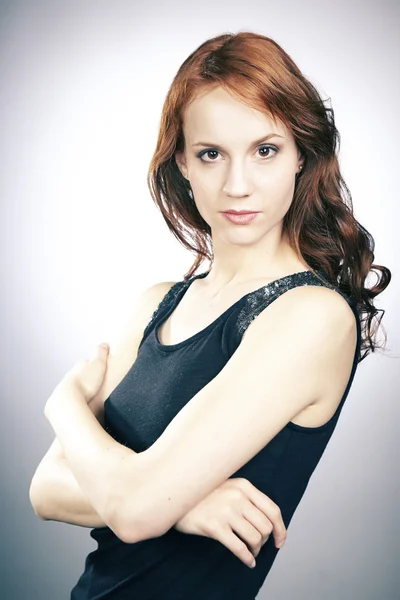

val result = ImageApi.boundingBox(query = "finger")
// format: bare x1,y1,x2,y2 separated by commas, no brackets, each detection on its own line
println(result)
228,511,266,558
214,523,257,569
240,503,274,549
98,342,110,357
239,481,287,548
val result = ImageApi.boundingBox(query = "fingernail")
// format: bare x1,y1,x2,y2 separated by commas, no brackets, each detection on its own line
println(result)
251,559,256,568
277,540,285,548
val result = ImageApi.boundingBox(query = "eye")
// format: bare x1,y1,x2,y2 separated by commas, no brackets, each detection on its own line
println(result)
196,144,279,163
258,145,279,159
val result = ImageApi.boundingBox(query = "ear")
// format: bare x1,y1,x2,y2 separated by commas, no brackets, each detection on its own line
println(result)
175,151,188,180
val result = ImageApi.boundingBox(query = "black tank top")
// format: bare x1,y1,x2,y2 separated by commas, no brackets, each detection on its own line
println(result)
71,269,362,600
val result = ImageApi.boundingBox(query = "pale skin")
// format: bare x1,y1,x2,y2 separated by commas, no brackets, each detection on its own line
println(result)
30,85,357,568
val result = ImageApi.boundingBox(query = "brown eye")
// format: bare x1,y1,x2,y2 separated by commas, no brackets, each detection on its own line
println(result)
258,145,278,158
198,150,220,162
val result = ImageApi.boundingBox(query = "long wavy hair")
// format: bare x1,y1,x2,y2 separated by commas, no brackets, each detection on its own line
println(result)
146,31,391,363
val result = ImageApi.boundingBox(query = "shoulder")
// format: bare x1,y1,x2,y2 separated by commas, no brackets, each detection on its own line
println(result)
91,280,178,408
240,283,357,399
121,280,179,346
252,282,356,336
286,284,358,360
243,284,356,398
301,284,357,337
139,280,178,312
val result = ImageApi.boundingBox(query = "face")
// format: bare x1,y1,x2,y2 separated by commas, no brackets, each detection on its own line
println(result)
175,86,304,247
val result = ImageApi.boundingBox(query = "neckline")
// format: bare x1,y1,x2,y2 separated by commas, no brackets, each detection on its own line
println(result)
154,268,324,352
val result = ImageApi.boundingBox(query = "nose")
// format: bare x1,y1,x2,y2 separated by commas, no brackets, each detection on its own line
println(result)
222,161,254,198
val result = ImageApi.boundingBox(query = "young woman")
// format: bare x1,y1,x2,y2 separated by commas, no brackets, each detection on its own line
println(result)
30,31,390,599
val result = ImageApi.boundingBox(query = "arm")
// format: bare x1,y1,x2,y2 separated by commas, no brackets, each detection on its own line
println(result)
29,436,107,528
44,285,357,543
30,444,288,569
30,280,177,527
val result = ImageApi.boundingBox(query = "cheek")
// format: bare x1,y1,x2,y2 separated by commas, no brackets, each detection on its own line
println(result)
190,193,213,222
260,166,295,195
190,179,217,210
259,176,296,215
190,171,215,192
258,165,292,187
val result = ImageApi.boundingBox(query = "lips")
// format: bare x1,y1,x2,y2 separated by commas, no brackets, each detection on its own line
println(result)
222,210,259,214
222,211,259,225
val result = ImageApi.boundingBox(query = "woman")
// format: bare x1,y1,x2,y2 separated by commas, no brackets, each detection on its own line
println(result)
30,32,390,599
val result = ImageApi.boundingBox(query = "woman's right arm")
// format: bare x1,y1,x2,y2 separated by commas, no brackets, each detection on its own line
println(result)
29,435,107,528
29,281,178,528
29,280,287,560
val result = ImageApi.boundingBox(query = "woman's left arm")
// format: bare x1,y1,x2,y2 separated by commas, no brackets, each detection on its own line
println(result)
46,285,356,545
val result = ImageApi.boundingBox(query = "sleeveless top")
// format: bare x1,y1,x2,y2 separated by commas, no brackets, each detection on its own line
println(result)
70,269,362,600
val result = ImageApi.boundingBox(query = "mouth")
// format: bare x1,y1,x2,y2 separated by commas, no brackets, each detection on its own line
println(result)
221,211,260,225
221,210,260,215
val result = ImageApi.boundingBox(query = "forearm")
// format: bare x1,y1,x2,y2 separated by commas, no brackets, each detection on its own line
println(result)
30,456,107,528
45,382,147,535
30,402,109,527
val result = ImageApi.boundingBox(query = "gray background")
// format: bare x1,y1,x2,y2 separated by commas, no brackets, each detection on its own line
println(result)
1,0,399,598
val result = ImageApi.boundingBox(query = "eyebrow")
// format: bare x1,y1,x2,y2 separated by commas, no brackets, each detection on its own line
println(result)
191,133,285,149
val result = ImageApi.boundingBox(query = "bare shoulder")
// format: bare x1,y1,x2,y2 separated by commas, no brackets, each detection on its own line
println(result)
242,283,358,409
111,280,178,353
270,283,358,365
91,280,177,407
289,285,358,413
111,279,177,360
301,284,357,342
297,284,356,328
245,282,356,338
136,280,178,326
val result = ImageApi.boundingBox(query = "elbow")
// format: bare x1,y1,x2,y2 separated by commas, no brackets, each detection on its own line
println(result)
107,451,171,543
29,478,50,520
108,497,167,544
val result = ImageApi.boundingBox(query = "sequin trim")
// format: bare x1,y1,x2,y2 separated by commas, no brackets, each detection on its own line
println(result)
235,270,350,336
141,270,350,345
141,280,187,339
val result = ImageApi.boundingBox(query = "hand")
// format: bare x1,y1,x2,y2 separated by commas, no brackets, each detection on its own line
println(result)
173,477,286,569
44,343,111,420
59,343,110,403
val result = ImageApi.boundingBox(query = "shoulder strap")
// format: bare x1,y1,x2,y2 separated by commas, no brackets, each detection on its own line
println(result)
234,269,352,338
138,280,186,350
138,271,211,351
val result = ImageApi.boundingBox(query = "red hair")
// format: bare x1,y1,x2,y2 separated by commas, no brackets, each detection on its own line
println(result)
146,31,391,362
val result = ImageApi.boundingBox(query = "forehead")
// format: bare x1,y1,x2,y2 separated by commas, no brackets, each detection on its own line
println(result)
183,86,288,141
